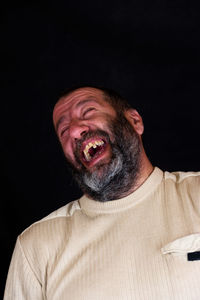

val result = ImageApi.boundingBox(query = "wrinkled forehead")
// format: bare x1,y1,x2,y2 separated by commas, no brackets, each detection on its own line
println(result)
53,87,107,124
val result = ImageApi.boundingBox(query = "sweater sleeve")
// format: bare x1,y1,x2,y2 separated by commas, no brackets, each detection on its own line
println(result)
4,237,44,300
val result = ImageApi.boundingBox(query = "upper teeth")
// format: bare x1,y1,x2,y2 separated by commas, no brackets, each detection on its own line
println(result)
83,140,104,161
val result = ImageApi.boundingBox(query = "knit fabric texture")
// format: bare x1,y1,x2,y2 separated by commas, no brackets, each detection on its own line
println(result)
4,167,200,299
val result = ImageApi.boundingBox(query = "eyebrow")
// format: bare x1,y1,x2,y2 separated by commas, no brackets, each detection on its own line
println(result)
56,98,99,131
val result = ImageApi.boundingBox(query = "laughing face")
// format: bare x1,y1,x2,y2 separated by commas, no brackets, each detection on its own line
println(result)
53,87,143,201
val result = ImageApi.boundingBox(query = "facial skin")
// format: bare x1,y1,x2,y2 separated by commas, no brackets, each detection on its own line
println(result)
53,88,117,169
53,87,153,201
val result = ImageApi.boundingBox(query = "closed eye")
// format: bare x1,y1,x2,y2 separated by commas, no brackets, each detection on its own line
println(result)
60,126,69,137
82,107,96,118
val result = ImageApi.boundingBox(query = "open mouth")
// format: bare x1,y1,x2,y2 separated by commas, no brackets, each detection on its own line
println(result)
81,138,107,164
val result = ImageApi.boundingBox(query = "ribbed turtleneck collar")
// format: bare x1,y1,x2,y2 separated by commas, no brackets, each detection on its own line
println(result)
79,167,163,214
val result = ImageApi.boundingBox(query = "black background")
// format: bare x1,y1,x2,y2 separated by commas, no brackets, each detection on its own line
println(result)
1,0,200,296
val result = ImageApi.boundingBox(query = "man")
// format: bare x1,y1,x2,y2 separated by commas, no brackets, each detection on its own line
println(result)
4,87,200,299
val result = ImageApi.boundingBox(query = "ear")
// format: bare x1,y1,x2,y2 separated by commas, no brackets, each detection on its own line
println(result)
124,109,144,135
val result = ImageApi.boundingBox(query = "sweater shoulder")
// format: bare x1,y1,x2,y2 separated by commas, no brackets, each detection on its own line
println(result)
15,200,81,283
164,170,200,184
163,170,200,201
19,200,81,252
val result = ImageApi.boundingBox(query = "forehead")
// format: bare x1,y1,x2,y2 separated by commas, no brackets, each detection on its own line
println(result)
53,88,113,124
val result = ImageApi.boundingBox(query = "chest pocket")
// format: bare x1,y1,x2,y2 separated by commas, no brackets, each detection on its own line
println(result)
161,233,200,261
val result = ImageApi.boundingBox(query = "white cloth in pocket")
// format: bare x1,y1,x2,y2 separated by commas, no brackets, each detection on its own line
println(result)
161,233,200,257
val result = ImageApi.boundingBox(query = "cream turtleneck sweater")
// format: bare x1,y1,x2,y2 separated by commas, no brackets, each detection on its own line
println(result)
4,167,200,299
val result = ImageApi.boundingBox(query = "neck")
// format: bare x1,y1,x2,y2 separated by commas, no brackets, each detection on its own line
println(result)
85,148,153,202
113,151,154,199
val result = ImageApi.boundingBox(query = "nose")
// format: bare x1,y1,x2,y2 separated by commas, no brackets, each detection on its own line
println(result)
69,121,89,140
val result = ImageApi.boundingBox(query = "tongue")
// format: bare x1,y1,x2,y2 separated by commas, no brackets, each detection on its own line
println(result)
89,145,103,158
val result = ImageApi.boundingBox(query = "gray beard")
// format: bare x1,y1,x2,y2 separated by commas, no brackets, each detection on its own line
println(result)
66,114,141,202
83,152,123,192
